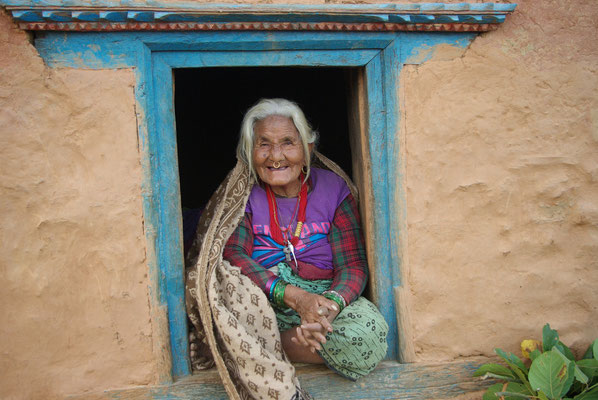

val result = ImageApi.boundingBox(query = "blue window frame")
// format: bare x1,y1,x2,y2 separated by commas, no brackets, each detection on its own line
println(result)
34,30,477,381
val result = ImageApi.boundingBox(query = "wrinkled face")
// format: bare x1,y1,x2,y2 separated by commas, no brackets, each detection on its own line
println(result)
252,115,308,197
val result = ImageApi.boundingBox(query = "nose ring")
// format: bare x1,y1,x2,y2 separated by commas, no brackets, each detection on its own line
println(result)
272,161,281,169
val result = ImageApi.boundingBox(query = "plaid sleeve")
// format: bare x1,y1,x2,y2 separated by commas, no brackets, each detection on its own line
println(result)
223,212,275,295
329,193,368,305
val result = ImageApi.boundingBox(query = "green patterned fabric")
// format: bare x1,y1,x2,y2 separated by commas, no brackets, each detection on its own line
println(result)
272,263,388,381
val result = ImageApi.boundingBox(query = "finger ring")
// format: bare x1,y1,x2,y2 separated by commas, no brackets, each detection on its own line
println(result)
317,306,329,316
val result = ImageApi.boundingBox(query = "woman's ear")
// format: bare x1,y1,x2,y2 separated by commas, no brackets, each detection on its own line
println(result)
308,143,314,154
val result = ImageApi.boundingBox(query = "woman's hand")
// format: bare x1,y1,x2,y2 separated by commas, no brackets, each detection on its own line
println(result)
283,285,340,352
284,285,339,329
291,306,340,352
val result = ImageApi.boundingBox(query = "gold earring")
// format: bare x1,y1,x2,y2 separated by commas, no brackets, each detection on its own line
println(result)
302,165,308,174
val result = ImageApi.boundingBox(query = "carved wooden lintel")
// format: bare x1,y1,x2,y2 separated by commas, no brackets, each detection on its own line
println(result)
3,2,516,32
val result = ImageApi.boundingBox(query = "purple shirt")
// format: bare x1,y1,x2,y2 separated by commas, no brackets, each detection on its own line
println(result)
246,168,351,271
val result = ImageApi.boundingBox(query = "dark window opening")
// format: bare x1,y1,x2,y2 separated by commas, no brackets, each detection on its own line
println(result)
175,66,374,355
174,66,355,215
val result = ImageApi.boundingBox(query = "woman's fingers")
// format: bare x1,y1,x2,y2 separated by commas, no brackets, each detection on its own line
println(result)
300,322,328,344
295,326,320,349
296,327,322,351
323,302,338,313
310,329,328,344
319,316,334,333
294,326,310,347
301,322,323,330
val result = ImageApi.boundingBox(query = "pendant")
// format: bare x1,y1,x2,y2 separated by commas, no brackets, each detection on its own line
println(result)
286,240,298,266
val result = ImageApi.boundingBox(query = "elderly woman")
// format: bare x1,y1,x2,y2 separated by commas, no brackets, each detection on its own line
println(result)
185,98,387,399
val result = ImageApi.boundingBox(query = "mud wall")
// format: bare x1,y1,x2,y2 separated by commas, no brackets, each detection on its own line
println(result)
0,10,156,400
403,0,598,360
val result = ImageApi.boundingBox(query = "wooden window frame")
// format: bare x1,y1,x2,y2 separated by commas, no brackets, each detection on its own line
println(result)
148,32,413,378
33,30,478,381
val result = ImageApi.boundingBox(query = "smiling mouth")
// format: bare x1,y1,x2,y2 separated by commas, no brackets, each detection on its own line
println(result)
268,166,288,171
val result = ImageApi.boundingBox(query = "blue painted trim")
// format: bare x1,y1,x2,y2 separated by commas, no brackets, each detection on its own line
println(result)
33,31,394,68
365,51,397,359
137,41,179,383
32,29,480,375
8,11,513,26
8,9,512,25
382,39,405,360
152,55,191,378
153,50,380,68
100,11,127,22
399,32,476,64
3,1,517,28
148,41,392,370
1,1,517,13
382,38,403,296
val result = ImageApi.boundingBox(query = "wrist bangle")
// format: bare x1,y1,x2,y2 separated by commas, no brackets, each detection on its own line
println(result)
267,277,281,302
322,290,346,312
273,280,288,308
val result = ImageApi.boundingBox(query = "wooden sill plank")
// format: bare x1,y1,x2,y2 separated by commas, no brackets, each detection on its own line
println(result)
69,358,494,400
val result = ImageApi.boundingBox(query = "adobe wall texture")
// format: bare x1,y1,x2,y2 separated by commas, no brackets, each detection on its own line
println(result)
402,0,598,361
0,10,155,400
0,0,597,398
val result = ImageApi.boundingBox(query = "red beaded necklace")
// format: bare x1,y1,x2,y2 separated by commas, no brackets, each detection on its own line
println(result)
265,173,308,248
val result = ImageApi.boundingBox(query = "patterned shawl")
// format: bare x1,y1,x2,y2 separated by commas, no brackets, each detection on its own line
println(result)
185,152,356,400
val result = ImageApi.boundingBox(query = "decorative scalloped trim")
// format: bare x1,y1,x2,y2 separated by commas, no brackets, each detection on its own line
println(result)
4,2,516,32
17,21,502,32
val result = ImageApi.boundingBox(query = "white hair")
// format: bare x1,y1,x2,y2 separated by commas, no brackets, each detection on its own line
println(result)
237,98,318,182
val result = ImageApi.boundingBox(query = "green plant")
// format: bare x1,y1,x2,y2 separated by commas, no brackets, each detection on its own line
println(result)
474,324,598,400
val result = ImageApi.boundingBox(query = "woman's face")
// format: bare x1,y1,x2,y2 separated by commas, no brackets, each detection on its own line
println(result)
252,115,310,197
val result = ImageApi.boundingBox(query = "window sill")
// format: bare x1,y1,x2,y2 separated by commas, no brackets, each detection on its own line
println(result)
69,358,494,399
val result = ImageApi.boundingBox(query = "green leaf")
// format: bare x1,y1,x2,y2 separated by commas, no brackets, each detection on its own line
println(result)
495,391,533,399
529,350,574,399
575,368,590,385
563,365,576,397
562,361,576,397
543,324,560,352
594,340,598,361
553,346,589,385
573,385,598,400
483,373,521,382
475,363,517,379
531,349,543,361
506,360,535,395
557,342,576,361
578,359,598,380
483,383,504,400
503,382,536,399
537,390,550,400
570,380,587,397
582,341,594,360
507,382,536,395
497,348,529,373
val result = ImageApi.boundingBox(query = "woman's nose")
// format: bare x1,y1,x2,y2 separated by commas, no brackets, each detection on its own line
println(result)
270,144,284,159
